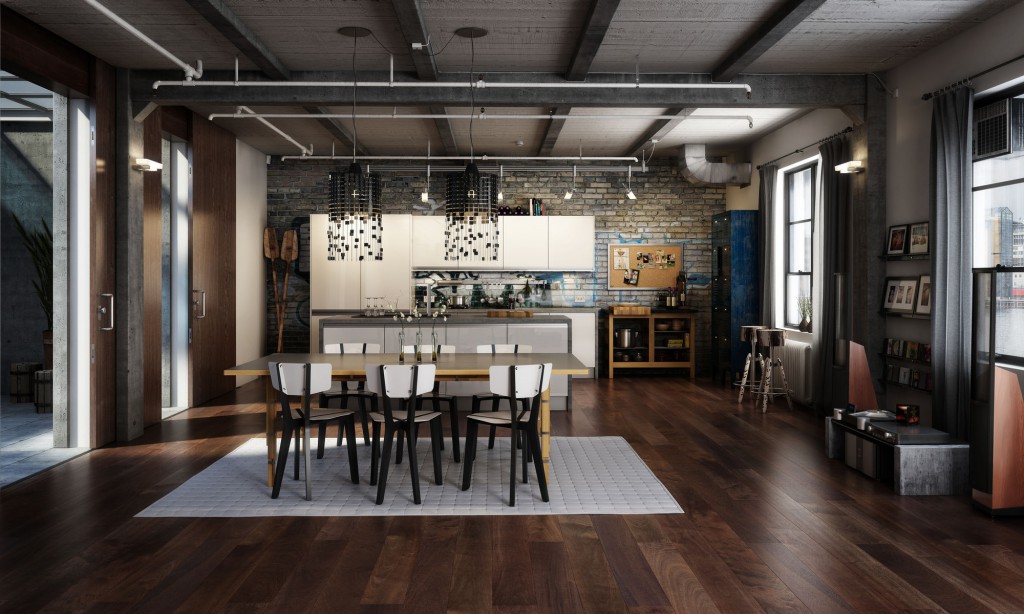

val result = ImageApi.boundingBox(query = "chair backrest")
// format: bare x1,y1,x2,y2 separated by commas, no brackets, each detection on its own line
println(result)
488,363,552,399
364,363,436,399
402,344,455,354
324,342,382,354
269,362,333,396
476,344,532,355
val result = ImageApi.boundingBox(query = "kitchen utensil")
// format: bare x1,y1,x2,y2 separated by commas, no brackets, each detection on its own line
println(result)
654,321,670,331
451,294,469,307
614,328,638,348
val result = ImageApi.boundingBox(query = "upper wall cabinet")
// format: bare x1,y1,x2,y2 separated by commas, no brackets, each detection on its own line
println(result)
310,213,413,311
502,216,549,270
411,215,450,270
548,216,596,270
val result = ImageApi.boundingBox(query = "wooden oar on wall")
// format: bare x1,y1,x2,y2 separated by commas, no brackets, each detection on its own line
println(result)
277,230,299,353
263,228,281,332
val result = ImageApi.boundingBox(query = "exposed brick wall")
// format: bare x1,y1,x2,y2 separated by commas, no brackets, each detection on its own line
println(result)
266,158,727,374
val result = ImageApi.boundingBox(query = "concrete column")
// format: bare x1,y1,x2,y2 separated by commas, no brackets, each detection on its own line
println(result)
52,94,70,448
115,68,145,441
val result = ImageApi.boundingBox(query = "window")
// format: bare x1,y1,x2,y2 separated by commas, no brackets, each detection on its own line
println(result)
972,92,1024,362
784,162,816,327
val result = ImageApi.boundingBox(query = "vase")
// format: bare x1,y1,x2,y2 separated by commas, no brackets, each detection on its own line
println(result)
431,332,439,362
415,331,423,362
798,318,810,332
398,332,406,363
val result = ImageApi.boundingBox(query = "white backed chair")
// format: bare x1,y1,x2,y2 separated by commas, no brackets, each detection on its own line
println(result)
269,362,359,501
461,363,552,506
473,344,533,450
322,342,381,445
364,363,444,505
401,344,461,462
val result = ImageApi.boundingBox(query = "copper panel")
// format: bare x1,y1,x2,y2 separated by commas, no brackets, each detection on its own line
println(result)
848,341,878,411
992,367,1024,510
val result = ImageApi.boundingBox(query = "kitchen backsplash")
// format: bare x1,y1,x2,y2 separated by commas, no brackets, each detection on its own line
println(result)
413,271,596,309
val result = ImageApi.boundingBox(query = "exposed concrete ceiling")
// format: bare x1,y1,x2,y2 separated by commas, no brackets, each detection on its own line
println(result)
2,0,1017,157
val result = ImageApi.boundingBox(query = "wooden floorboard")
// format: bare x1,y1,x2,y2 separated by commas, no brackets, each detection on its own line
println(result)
3,377,1024,612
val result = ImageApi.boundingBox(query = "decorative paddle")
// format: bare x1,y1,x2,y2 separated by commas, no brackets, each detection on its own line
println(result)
277,230,299,352
263,227,281,329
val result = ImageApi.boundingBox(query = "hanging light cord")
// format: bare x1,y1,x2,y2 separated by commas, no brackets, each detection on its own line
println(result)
351,36,358,161
468,36,476,161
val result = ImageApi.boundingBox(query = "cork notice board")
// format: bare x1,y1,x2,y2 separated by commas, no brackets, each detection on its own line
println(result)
608,244,682,289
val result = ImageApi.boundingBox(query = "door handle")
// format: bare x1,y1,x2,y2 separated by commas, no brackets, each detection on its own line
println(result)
192,290,207,319
97,293,114,331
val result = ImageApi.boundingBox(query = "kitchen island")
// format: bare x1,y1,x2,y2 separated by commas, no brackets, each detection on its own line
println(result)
316,313,583,410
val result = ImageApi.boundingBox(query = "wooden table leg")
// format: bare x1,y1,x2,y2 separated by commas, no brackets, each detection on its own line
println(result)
540,387,551,480
265,375,276,487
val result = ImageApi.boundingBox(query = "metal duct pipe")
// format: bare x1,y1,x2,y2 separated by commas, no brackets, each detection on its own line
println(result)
239,106,312,156
209,111,754,124
679,144,751,186
83,0,203,80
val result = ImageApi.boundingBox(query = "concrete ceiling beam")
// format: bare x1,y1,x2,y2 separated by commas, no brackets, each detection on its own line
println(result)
182,0,291,81
712,0,828,82
566,0,621,81
626,108,695,158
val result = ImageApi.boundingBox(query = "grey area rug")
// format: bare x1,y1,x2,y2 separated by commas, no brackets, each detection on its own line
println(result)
137,436,683,517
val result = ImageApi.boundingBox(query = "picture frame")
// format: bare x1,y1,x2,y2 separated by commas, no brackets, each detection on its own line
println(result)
908,221,929,255
915,274,932,315
883,276,918,313
886,224,909,255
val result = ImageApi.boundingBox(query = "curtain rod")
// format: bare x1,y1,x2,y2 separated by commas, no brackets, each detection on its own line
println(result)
921,51,1024,101
755,126,852,170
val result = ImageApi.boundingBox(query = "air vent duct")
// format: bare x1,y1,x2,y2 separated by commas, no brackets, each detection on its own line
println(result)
679,144,751,186
973,98,1024,161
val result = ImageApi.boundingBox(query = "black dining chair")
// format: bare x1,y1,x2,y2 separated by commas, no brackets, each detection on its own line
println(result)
321,342,380,445
472,344,532,450
269,361,359,501
398,343,461,462
365,363,445,505
461,363,551,506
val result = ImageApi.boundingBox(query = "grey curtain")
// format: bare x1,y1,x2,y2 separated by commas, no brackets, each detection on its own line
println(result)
758,164,778,326
931,87,974,440
813,138,846,414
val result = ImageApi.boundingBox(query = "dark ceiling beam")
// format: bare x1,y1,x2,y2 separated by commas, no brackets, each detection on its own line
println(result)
182,0,291,80
712,0,827,82
626,108,695,158
390,0,458,155
182,0,365,154
138,72,866,108
566,0,621,81
538,106,572,156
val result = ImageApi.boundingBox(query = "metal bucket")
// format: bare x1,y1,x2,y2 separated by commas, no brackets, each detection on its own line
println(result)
614,328,639,348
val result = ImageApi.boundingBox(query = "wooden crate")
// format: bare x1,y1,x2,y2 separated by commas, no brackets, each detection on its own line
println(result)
610,304,651,316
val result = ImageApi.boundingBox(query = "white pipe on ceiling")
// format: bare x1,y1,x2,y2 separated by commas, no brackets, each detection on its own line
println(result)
276,161,638,173
209,111,755,127
278,155,638,162
82,0,203,80
238,106,312,156
155,78,751,95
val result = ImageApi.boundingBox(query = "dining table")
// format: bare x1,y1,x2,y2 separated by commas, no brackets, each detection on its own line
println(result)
224,352,590,488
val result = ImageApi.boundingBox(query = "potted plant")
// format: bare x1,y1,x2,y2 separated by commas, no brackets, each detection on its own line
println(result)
12,214,53,368
798,295,812,332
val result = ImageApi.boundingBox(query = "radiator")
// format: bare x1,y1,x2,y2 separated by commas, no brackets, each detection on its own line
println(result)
781,340,813,404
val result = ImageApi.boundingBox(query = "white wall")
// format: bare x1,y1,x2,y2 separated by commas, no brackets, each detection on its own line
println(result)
726,109,850,211
235,140,267,386
884,1,1024,227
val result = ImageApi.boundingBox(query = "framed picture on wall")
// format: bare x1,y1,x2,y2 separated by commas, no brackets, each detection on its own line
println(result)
883,276,918,313
915,275,932,315
908,222,929,255
886,225,909,255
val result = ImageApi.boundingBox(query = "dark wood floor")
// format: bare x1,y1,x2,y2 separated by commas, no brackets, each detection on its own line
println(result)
3,377,1024,613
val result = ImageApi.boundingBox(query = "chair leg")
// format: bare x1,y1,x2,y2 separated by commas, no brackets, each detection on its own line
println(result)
272,421,293,499
508,423,517,507
448,398,461,463
761,361,773,414
431,396,444,451
777,361,793,410
396,429,405,464
430,418,443,485
293,425,301,481
359,396,370,445
317,422,327,459
488,397,499,449
528,426,549,502
303,419,313,501
337,395,348,446
375,425,394,505
461,420,479,490
370,420,381,486
407,424,421,505
344,415,359,484
738,352,752,403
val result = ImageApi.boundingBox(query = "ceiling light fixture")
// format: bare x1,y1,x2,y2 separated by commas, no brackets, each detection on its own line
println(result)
445,27,499,262
564,165,577,199
834,160,864,173
496,165,505,203
625,165,637,200
421,141,431,202
327,26,382,261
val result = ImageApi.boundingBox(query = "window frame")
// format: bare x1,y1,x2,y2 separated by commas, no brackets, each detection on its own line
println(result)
783,161,817,328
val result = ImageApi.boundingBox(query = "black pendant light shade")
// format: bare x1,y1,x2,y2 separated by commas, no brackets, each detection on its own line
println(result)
327,162,382,261
444,162,499,261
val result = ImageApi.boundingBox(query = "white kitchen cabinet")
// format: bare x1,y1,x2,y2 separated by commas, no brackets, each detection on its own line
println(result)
548,311,596,378
361,214,412,310
309,214,361,310
548,216,595,270
501,216,549,270
507,323,569,396
444,323,507,396
410,215,450,270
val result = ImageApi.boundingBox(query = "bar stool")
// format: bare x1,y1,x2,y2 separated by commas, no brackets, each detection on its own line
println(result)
755,328,792,413
737,325,766,403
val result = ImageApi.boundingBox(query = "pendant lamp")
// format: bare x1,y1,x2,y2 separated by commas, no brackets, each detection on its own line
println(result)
445,161,499,261
327,162,382,261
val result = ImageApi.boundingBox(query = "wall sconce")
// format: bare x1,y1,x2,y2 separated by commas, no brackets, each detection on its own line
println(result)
834,160,864,174
132,158,163,172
